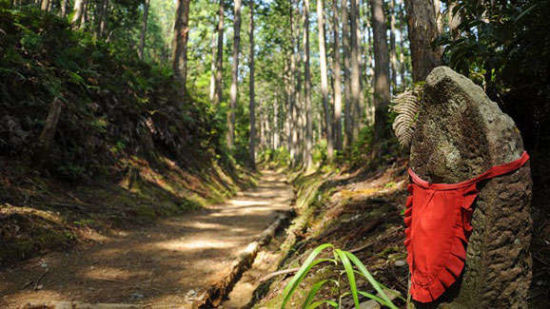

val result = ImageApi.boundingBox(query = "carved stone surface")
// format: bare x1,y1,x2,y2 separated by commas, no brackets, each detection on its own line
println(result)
410,66,532,308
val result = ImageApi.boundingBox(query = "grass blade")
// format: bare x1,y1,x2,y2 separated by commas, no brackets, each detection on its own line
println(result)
334,249,359,309
281,243,334,308
344,251,398,309
357,290,389,306
307,299,339,309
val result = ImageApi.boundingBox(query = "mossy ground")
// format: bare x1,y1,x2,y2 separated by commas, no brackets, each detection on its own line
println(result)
253,159,410,308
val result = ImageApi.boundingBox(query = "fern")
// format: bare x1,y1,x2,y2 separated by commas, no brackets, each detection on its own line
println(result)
390,85,422,148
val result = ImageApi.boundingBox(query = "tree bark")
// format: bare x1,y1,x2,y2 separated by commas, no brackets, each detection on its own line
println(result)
172,0,184,78
364,4,375,126
349,0,361,143
371,0,391,144
303,0,313,168
214,0,225,106
60,0,68,17
332,0,343,152
389,0,398,94
138,0,150,59
95,0,109,38
37,97,62,159
172,0,191,95
72,0,86,28
294,2,304,165
448,2,461,40
342,0,352,149
209,29,217,102
398,3,408,88
248,0,256,169
317,0,333,160
433,0,444,34
227,0,242,149
404,0,441,82
288,0,298,163
181,0,191,90
40,0,50,11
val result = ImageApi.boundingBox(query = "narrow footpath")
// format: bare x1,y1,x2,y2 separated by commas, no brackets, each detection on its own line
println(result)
0,170,293,308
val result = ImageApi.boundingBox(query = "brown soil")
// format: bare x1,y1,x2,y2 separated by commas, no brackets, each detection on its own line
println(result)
0,170,292,308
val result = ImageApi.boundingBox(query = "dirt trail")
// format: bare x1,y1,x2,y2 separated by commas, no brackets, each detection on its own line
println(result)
0,170,292,308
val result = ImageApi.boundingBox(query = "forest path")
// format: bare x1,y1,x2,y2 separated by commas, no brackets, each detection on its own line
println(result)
0,170,292,308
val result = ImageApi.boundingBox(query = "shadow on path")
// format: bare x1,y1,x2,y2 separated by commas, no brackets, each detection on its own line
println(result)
0,170,292,307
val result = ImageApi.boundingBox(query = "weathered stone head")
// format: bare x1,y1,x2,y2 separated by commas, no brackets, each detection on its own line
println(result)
395,66,532,307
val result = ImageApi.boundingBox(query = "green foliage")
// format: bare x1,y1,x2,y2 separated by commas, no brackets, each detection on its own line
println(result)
438,0,550,99
281,243,400,309
0,6,222,179
258,147,291,168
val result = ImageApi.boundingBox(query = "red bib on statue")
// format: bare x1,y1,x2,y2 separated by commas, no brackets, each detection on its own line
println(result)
404,151,529,303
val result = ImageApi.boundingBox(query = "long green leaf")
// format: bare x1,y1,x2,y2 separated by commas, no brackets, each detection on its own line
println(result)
335,249,359,309
344,252,398,309
357,291,389,306
351,270,405,302
307,300,338,309
281,243,334,308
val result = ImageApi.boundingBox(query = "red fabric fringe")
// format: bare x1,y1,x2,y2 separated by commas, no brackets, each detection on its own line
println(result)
404,152,529,303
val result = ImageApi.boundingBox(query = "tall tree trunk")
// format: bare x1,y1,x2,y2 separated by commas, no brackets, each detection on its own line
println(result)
332,0,343,151
36,97,62,162
317,0,333,160
342,0,352,149
172,0,184,78
294,3,303,165
433,0,444,33
72,0,86,28
389,0,398,93
40,0,50,11
288,0,297,163
350,0,361,143
248,0,256,169
214,0,225,105
60,0,68,17
172,0,191,95
273,95,279,149
95,0,109,38
100,0,109,38
404,0,441,82
181,0,191,90
448,2,461,40
399,2,408,88
371,0,391,144
81,0,88,29
209,29,217,102
138,0,150,59
227,0,242,149
364,4,375,125
303,0,313,168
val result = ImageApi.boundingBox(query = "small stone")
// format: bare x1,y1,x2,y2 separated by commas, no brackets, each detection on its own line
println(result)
394,259,407,267
359,300,381,309
186,289,197,298
131,292,144,300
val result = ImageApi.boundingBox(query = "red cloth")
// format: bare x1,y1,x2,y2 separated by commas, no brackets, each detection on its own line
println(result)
404,151,529,303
